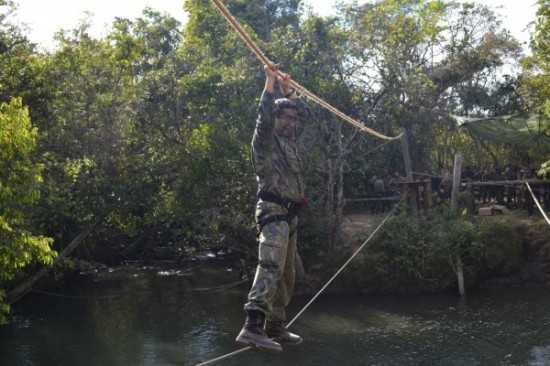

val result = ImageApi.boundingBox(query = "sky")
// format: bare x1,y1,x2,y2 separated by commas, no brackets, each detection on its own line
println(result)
12,0,538,51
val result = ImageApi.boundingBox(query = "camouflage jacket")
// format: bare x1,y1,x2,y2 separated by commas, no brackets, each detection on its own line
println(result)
252,91,309,203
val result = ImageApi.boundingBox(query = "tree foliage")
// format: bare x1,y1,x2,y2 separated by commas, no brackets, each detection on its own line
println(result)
521,0,550,176
0,98,56,322
342,0,521,172
338,214,522,293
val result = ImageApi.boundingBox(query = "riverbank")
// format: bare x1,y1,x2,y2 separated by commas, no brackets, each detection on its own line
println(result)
338,205,550,293
3,264,550,366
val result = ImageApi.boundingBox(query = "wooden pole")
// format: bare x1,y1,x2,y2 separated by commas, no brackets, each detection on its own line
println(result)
450,154,465,296
456,255,465,296
450,154,462,216
400,127,418,216
468,178,549,187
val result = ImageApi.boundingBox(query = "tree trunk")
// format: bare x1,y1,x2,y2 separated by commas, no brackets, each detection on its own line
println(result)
400,127,418,216
332,154,344,251
468,129,498,167
324,119,345,252
314,87,384,254
325,157,335,252
7,221,101,304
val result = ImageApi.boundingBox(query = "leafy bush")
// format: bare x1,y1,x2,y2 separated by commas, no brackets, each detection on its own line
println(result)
334,214,524,293
0,99,56,322
476,220,523,276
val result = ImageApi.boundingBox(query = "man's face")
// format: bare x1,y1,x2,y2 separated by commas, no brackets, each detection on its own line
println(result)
275,108,298,138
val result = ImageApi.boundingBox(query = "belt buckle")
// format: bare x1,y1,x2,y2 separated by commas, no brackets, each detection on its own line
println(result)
281,199,292,210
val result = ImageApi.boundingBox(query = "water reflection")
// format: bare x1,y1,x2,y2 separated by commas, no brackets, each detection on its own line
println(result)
0,260,549,366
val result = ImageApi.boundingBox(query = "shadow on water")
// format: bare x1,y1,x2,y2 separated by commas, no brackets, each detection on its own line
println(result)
1,258,550,366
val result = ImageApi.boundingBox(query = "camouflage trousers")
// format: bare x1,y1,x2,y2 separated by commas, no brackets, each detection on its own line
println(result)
244,200,298,323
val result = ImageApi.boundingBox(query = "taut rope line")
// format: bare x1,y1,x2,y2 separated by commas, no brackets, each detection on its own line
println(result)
287,196,403,327
209,0,402,141
357,138,396,158
526,182,550,226
195,196,405,366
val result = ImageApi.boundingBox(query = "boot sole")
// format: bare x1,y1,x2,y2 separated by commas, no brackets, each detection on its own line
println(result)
269,336,303,346
235,336,283,353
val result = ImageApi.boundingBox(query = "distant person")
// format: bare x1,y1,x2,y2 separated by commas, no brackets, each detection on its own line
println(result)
462,165,475,182
430,171,442,197
382,169,391,192
382,170,393,210
372,174,385,214
393,171,405,195
387,173,398,196
493,168,505,205
459,183,476,215
438,171,453,200
478,166,490,204
504,163,517,206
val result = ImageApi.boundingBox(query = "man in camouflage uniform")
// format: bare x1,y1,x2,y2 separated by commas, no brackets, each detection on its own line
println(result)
236,63,309,352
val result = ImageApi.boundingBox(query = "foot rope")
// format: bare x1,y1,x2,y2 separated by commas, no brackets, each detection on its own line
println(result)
209,0,402,141
195,197,404,366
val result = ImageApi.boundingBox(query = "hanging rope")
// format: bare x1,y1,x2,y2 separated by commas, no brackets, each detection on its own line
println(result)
526,182,550,226
209,0,402,141
195,196,405,366
357,138,397,158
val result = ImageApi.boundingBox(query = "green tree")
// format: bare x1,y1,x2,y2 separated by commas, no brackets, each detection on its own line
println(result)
521,0,550,114
31,19,128,251
0,0,52,121
521,0,550,176
0,98,56,322
343,0,521,172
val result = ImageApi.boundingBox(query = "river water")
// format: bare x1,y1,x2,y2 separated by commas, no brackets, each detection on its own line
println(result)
1,258,549,366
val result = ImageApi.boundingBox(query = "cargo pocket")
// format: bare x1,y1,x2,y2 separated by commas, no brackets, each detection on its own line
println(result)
258,219,290,266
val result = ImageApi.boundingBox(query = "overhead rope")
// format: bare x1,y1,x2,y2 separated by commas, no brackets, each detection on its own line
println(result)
195,196,405,366
209,0,402,141
526,182,550,226
357,138,397,158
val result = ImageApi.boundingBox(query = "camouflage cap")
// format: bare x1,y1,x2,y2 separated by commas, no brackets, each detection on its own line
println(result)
274,98,297,117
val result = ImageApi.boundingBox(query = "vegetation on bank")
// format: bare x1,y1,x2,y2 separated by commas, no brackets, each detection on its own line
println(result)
1,0,550,322
317,214,531,294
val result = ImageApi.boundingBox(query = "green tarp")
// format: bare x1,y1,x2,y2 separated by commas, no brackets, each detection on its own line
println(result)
454,113,550,148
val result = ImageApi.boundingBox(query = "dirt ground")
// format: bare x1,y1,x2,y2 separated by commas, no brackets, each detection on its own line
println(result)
341,207,378,250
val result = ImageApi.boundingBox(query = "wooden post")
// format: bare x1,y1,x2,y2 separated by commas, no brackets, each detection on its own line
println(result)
450,154,462,216
450,154,465,296
400,127,418,216
456,254,465,296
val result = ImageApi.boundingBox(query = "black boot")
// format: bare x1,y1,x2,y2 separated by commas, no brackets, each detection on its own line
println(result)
265,321,303,345
235,311,282,352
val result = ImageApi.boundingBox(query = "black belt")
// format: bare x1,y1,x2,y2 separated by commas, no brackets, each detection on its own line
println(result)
257,214,291,228
257,190,303,212
256,191,305,236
